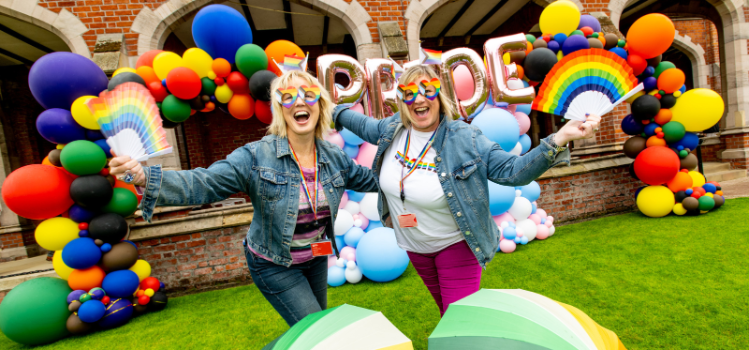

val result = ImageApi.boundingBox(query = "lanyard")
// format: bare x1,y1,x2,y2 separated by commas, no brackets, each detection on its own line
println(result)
399,127,436,209
289,142,319,223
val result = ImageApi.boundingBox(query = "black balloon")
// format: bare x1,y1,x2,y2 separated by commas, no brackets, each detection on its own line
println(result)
189,96,205,111
86,129,105,141
603,33,619,50
101,242,138,271
675,191,688,203
89,213,128,244
249,70,277,101
524,48,558,82
161,114,181,129
623,136,647,159
646,55,662,68
108,72,146,91
48,149,62,167
149,292,168,311
680,153,698,171
66,313,94,335
628,162,639,181
682,196,699,211
133,303,149,316
660,94,677,109
531,39,547,49
631,95,660,121
70,175,113,209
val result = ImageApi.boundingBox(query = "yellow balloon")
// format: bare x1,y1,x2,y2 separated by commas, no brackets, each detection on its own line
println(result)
71,95,99,130
113,67,137,77
183,48,214,78
129,259,152,281
688,171,706,187
207,71,217,80
539,0,580,35
670,88,724,132
35,217,80,251
153,51,185,80
503,53,511,65
636,185,675,218
556,50,564,61
215,84,234,104
705,192,714,198
53,250,74,280
672,203,687,216
144,289,155,297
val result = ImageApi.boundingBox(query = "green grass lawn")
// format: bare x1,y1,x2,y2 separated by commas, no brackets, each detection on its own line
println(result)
2,198,748,349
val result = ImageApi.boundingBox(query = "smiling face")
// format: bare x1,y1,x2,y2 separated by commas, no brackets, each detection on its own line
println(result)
279,77,321,138
406,75,441,132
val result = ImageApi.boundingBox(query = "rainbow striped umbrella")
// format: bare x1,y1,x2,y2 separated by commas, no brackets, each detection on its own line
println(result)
429,289,627,350
263,304,412,350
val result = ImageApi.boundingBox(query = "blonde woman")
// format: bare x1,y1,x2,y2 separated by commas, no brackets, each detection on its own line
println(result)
333,65,600,316
110,70,378,326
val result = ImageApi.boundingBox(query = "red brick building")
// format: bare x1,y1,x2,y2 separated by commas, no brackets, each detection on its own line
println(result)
0,0,746,290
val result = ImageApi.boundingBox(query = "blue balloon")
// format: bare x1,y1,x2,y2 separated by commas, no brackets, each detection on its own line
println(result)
78,300,106,323
472,108,519,151
514,236,522,244
69,204,96,223
578,14,602,32
339,128,364,146
553,33,568,46
644,123,660,137
547,40,560,53
94,139,112,158
515,104,532,115
488,182,515,216
503,227,517,240
86,130,105,141
192,5,252,63
609,47,628,60
102,270,140,298
635,186,646,198
531,202,537,214
344,227,365,248
621,114,644,135
343,143,360,158
356,228,409,282
28,52,109,110
520,181,541,202
679,85,687,93
98,298,133,329
365,220,383,232
36,108,87,144
520,236,529,245
334,235,346,253
562,35,590,56
643,76,658,91
327,266,346,286
703,183,717,193
643,66,655,77
668,132,698,151
519,134,531,154
62,237,101,269
100,243,112,252
346,190,366,202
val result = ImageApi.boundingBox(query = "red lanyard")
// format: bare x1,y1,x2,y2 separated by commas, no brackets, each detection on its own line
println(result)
289,142,319,222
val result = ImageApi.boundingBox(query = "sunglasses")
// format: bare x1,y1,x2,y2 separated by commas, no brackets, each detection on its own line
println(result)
397,78,441,105
275,85,321,108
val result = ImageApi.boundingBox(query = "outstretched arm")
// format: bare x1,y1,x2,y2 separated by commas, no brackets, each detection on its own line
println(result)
332,104,394,145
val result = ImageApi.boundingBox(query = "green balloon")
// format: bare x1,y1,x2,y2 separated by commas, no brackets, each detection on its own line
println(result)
235,44,269,79
0,277,71,345
201,77,217,96
570,30,584,37
525,34,536,43
617,39,626,48
161,95,191,123
698,196,715,211
679,149,689,158
653,61,676,79
60,140,107,176
662,121,686,143
102,188,138,217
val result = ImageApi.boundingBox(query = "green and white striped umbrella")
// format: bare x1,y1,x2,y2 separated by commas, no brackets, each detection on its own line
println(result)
263,304,413,350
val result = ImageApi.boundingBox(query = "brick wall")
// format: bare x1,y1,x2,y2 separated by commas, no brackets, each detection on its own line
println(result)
701,144,721,162
579,0,610,15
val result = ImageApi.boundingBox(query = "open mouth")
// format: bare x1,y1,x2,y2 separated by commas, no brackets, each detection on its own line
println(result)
294,111,310,123
414,106,429,118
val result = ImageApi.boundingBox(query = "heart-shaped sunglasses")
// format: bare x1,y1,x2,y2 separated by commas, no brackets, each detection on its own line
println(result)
275,85,321,108
397,78,441,105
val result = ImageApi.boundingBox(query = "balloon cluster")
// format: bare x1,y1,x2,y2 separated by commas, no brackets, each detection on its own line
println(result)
490,181,557,253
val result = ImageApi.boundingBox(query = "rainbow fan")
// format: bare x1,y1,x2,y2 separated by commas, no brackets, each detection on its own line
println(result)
86,82,172,163
532,49,643,121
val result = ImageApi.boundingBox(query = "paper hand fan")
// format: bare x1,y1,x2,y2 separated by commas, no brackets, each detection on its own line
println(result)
86,82,172,181
532,49,644,122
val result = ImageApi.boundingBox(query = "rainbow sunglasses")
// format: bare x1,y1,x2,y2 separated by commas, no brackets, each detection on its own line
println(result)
396,78,441,105
275,85,321,108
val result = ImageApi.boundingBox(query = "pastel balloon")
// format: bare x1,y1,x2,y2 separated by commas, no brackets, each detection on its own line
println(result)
535,224,550,240
514,112,531,135
324,131,345,149
453,64,476,101
356,143,378,169
499,239,516,253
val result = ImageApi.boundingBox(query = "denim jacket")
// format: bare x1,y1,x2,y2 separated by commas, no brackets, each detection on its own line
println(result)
332,106,570,268
139,135,378,267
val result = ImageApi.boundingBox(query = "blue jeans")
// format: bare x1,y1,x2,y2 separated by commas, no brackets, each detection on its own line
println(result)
244,246,328,326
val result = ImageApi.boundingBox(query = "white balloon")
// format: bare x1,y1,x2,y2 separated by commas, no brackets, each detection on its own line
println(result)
515,219,537,241
500,221,509,228
509,142,522,156
359,193,380,221
345,261,363,283
508,197,532,221
549,225,556,236
335,209,354,236
343,201,360,216
507,78,525,90
336,258,346,268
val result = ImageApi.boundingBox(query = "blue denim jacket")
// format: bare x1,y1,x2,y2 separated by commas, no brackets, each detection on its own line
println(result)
332,106,570,268
139,135,378,267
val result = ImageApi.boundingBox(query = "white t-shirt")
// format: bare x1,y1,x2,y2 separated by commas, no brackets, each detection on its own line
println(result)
380,127,463,254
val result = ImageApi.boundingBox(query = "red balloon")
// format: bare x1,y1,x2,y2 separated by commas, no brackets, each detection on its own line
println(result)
166,67,201,100
226,71,250,94
255,100,273,124
633,146,680,185
101,296,110,305
140,277,161,292
138,295,150,305
148,81,168,102
627,54,647,76
580,26,594,37
136,50,163,68
228,94,255,120
1,164,74,220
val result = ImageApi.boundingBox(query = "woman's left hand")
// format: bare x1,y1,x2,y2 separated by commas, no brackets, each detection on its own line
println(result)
554,114,601,146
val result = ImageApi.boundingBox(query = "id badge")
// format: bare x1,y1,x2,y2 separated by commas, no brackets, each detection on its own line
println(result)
397,213,418,228
310,239,334,257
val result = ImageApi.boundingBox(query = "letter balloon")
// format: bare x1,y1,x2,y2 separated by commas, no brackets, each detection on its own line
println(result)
316,54,367,106
484,33,536,105
439,48,489,120
364,59,399,120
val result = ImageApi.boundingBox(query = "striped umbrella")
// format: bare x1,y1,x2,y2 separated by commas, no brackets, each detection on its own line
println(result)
429,289,627,350
263,304,413,350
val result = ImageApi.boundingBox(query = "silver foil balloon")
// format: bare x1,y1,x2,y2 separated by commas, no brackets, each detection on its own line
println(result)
439,48,489,120
365,59,399,120
316,54,367,106
484,33,536,105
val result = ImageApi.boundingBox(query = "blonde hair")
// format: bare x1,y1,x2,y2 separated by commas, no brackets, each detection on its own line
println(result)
397,65,457,127
268,70,333,140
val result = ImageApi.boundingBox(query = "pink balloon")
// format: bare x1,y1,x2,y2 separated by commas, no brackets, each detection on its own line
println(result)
536,224,550,240
351,102,365,114
352,159,359,165
339,192,349,209
546,216,554,224
340,246,356,262
325,131,345,149
545,220,553,228
505,104,517,114
528,213,541,225
499,239,516,253
353,214,369,230
514,112,531,135
493,212,516,227
356,142,378,169
536,209,548,219
453,65,475,101
328,255,338,268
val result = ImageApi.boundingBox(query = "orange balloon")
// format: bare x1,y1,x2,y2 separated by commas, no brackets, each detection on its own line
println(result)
654,109,672,125
264,40,304,76
212,58,232,78
136,66,160,85
657,68,685,94
136,50,163,68
667,171,693,192
646,135,666,147
228,94,255,120
598,32,606,46
68,265,106,291
626,14,675,59
525,41,533,56
201,101,216,113
516,65,525,80
42,156,54,167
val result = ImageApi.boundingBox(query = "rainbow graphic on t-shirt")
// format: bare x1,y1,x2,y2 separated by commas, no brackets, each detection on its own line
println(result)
395,152,437,173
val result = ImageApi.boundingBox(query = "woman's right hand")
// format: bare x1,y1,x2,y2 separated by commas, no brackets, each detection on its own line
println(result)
109,152,146,186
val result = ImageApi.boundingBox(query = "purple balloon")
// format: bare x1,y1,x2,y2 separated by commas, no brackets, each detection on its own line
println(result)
69,204,96,223
643,76,657,91
67,290,87,304
562,35,590,56
29,52,108,109
578,15,602,32
36,108,87,144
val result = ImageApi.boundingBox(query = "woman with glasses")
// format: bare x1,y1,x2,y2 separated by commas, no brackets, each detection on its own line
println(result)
110,70,378,326
333,65,601,316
